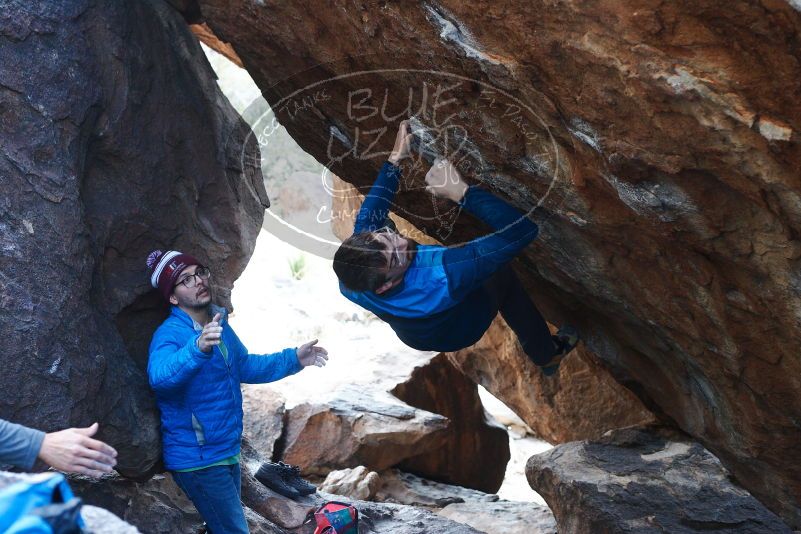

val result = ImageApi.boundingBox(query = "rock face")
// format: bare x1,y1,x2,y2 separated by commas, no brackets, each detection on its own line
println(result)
71,471,288,534
447,318,654,443
526,426,793,534
375,469,500,509
439,501,557,534
69,473,204,534
392,353,510,493
0,0,267,477
278,386,449,475
242,385,287,460
197,1,801,525
326,499,485,534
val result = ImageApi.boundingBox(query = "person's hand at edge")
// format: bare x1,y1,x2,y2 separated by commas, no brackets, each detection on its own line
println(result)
38,422,118,477
425,158,469,203
388,119,413,165
297,339,329,368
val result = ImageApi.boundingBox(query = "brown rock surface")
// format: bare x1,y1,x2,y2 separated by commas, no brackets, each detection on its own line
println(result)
239,438,315,530
242,385,287,460
392,353,510,493
278,386,449,475
190,22,243,67
526,426,792,534
198,1,801,524
447,317,654,443
0,0,266,478
240,466,314,530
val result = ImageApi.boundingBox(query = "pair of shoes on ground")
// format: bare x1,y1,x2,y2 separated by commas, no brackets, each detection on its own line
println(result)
541,325,580,377
255,461,317,499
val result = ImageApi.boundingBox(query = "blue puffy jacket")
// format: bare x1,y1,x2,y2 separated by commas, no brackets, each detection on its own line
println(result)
147,305,301,470
340,162,539,351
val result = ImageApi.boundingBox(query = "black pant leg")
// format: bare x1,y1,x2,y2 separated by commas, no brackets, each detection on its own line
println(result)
483,266,556,365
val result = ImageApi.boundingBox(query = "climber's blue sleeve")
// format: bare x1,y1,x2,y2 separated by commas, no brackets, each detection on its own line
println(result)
352,162,401,234
443,186,539,301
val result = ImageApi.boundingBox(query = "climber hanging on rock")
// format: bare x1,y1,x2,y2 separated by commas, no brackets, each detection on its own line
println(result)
333,120,579,376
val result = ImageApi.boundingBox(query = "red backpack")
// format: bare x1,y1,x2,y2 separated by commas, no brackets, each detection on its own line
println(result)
313,501,358,534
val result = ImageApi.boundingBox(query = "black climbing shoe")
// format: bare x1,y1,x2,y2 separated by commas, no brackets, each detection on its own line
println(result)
255,462,301,499
541,325,580,377
276,461,317,495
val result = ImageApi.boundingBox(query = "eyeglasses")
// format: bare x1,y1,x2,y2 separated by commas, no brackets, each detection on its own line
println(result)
176,266,211,288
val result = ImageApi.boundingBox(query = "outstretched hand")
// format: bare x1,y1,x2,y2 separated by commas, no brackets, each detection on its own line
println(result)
388,120,413,165
38,422,118,477
197,313,222,353
297,339,329,368
425,158,469,203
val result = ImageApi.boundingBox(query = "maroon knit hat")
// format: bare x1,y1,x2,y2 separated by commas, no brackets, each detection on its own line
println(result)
146,249,202,301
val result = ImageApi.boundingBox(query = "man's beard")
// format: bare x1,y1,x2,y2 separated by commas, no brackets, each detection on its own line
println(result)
186,286,212,310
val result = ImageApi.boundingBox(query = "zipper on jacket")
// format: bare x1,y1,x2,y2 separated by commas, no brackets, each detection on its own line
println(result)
191,412,206,446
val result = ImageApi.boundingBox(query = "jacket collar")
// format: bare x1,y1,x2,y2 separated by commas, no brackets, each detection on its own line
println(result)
170,304,228,332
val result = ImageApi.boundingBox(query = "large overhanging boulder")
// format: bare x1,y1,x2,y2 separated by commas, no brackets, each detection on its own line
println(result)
0,0,267,477
195,1,801,525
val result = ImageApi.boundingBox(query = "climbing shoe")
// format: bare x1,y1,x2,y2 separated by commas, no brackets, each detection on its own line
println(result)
541,325,580,377
276,461,317,495
255,462,301,499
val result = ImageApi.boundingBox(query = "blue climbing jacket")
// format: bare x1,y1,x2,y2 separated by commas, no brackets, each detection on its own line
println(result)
340,162,539,351
148,305,301,471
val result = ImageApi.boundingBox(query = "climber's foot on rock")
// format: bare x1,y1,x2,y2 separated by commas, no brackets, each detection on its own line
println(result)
541,325,580,377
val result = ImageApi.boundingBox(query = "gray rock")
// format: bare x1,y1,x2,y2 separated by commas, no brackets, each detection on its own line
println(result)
526,426,793,533
438,500,557,534
69,473,203,534
375,469,499,508
243,385,287,460
81,506,141,534
0,0,266,478
312,496,484,534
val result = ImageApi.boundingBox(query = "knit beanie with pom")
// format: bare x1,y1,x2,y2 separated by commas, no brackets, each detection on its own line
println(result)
146,249,201,300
